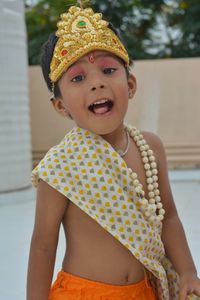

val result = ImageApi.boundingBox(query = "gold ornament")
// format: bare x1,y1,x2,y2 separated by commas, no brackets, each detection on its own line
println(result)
49,5,129,83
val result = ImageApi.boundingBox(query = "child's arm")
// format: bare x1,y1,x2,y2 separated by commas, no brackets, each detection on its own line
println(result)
143,132,200,300
27,179,68,300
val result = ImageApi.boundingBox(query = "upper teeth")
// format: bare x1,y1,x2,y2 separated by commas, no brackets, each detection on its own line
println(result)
92,99,109,106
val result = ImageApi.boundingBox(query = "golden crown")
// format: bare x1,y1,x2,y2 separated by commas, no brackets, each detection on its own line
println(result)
49,5,129,83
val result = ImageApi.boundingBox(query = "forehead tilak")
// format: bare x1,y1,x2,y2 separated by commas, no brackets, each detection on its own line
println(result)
86,51,122,65
68,51,117,68
88,52,95,64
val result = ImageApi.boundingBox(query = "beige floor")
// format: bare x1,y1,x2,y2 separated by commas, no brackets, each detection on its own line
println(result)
0,170,199,300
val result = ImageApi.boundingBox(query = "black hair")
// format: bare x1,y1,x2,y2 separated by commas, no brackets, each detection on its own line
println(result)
40,23,132,99
40,33,61,98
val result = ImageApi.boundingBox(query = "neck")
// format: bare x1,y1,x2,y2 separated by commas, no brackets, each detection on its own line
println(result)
100,123,127,151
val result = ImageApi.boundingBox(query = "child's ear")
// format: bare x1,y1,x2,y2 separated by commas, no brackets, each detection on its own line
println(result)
51,98,70,118
127,74,137,99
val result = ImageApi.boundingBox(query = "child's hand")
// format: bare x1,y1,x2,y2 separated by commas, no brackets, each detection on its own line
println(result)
179,273,200,300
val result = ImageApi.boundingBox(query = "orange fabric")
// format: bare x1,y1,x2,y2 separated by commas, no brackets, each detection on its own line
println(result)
48,270,158,300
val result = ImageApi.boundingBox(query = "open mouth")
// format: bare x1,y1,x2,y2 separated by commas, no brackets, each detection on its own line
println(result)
88,99,114,115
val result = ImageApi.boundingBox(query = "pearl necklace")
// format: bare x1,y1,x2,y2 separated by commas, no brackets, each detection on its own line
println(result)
116,130,130,157
123,123,165,223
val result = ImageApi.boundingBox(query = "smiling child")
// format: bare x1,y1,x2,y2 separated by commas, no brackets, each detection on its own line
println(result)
27,3,200,300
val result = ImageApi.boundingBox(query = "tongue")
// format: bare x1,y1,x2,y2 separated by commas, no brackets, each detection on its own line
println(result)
93,106,109,114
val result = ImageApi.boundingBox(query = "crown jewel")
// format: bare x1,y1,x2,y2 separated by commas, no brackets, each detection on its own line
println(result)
50,6,129,83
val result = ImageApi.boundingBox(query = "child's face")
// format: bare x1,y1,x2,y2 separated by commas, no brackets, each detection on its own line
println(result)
53,50,136,135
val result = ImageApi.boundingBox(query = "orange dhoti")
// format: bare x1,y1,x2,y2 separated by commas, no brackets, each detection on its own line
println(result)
48,270,157,300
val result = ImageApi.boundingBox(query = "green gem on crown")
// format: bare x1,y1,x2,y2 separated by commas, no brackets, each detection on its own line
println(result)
77,20,86,27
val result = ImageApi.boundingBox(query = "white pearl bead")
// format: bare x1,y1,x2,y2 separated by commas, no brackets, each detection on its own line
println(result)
157,215,164,221
152,169,158,175
153,182,159,189
145,144,150,150
135,130,140,135
148,184,154,191
133,179,139,185
147,178,153,184
146,204,153,211
154,189,160,196
151,162,157,168
141,139,146,145
140,146,146,151
134,136,139,142
142,157,148,163
139,134,143,139
152,204,157,211
146,170,152,177
148,191,155,198
130,172,138,179
144,163,150,170
152,175,158,182
149,198,156,204
135,187,142,193
159,209,165,215
141,151,148,157
136,140,142,146
149,215,155,222
157,202,163,209
155,196,161,203
147,149,153,156
149,155,155,162
141,190,145,196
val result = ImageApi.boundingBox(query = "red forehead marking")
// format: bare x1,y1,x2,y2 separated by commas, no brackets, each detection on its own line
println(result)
88,53,95,64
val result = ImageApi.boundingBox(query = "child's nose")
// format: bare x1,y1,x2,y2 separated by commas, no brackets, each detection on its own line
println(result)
91,84,105,91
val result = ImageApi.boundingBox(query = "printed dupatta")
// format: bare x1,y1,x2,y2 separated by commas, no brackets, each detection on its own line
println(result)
31,124,198,300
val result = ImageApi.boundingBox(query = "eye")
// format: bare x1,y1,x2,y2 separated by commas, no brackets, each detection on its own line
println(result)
103,67,117,74
71,74,85,82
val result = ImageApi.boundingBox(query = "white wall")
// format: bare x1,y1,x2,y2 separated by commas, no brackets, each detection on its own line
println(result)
29,58,200,169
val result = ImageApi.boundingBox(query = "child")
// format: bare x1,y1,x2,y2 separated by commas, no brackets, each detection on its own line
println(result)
27,2,200,300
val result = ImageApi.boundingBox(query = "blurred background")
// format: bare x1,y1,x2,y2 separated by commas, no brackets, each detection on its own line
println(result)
0,0,199,299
